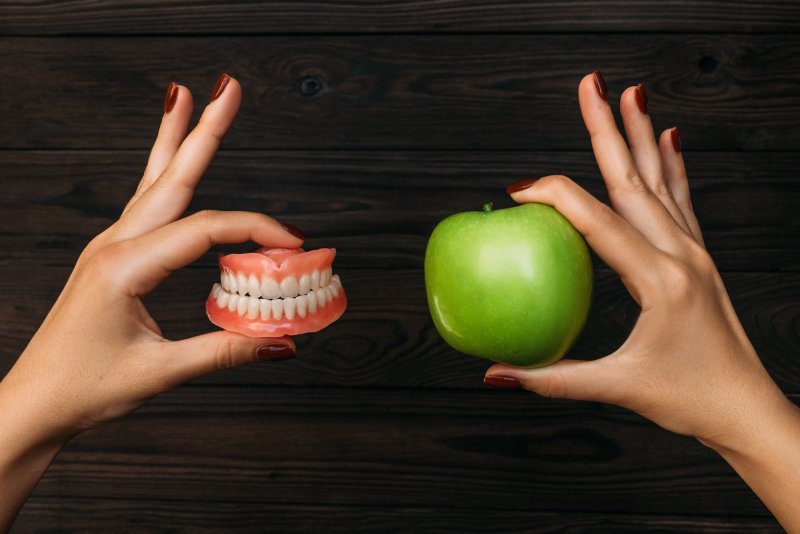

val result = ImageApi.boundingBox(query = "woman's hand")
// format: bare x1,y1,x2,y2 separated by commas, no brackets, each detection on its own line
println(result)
0,74,301,527
485,72,800,528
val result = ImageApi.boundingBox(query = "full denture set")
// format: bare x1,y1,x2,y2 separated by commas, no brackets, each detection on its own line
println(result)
206,247,347,337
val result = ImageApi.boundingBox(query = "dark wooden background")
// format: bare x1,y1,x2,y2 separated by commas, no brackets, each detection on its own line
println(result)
2,1,799,532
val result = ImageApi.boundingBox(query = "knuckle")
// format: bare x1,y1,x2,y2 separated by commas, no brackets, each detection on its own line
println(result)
537,370,568,399
192,209,221,230
652,179,672,199
85,243,126,282
214,338,239,370
538,174,572,195
658,258,695,302
608,172,649,196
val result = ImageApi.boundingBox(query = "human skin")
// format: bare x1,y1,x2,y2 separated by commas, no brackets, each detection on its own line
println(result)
0,74,303,529
484,73,800,530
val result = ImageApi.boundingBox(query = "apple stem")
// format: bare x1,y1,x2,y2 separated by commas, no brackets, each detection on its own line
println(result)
482,202,493,213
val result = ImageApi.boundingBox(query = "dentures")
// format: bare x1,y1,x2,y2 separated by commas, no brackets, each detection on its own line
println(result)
205,247,347,337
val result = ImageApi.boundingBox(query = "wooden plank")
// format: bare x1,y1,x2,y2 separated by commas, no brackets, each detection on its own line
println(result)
14,498,782,533
0,150,797,272
1,36,799,150
1,267,799,394
2,1,799,35
25,387,776,517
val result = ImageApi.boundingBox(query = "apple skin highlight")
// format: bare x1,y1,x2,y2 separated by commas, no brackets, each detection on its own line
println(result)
424,203,593,367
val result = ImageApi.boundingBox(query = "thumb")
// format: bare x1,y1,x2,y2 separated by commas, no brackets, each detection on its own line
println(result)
484,357,624,404
162,331,296,386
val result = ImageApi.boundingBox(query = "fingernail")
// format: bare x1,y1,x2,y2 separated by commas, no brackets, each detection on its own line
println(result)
671,126,681,153
280,223,306,240
506,179,537,194
593,70,608,101
635,83,648,114
256,343,295,361
483,375,522,389
210,73,231,102
164,82,179,114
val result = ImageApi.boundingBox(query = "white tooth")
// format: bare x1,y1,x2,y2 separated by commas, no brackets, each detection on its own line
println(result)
211,283,221,298
220,272,229,291
332,274,341,286
247,297,259,319
260,299,271,320
284,297,296,320
329,280,340,298
280,276,299,298
310,270,320,290
227,294,239,312
318,288,328,308
229,272,238,294
261,277,281,299
295,294,307,318
271,299,284,320
237,273,248,296
321,268,331,287
299,274,311,295
217,291,230,308
237,295,248,316
248,274,261,297
307,291,318,314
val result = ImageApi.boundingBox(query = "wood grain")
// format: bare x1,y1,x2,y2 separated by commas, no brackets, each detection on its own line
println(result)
0,150,797,272
1,36,799,150
23,386,776,519
1,267,798,393
2,1,799,35
14,499,782,533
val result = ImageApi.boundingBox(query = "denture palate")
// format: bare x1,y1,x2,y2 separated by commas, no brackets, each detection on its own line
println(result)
209,267,342,321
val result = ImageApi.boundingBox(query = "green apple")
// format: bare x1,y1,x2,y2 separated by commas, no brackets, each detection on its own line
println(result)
425,202,593,367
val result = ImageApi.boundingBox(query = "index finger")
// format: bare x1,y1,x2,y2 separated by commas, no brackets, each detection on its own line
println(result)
119,210,304,296
508,175,665,300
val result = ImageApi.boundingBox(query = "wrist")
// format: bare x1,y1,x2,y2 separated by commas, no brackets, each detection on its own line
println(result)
700,382,800,459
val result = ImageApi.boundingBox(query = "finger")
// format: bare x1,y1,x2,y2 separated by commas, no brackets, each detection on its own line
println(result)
578,73,685,252
484,357,625,404
123,83,194,216
118,210,304,296
119,74,242,239
508,175,664,299
618,84,692,236
659,127,705,247
160,332,295,387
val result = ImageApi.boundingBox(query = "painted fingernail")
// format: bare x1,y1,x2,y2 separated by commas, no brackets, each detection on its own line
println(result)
635,83,648,114
164,82,179,114
210,73,231,102
280,223,306,240
671,127,681,153
483,375,522,389
593,70,608,101
506,178,537,194
256,343,295,361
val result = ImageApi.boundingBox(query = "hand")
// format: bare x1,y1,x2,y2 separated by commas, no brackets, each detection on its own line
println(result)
484,73,800,527
0,74,301,527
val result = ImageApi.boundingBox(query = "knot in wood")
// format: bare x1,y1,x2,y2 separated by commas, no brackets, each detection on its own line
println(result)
698,56,717,73
299,76,323,97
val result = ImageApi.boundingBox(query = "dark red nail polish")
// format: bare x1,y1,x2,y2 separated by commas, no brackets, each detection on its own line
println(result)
506,179,537,194
593,70,608,101
164,82,179,114
671,127,681,153
635,83,648,114
256,343,295,361
484,375,522,389
281,223,306,240
210,73,231,102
